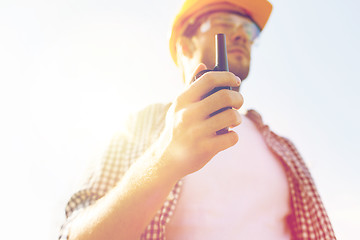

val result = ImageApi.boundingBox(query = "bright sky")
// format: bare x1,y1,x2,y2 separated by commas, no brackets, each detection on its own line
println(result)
0,0,359,239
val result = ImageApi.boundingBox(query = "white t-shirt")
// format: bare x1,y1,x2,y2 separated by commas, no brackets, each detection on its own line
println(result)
166,114,292,239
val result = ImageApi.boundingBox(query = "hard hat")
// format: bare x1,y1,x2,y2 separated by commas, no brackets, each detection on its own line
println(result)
169,0,273,65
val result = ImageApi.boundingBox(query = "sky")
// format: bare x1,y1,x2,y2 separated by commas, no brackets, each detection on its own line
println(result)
0,0,359,239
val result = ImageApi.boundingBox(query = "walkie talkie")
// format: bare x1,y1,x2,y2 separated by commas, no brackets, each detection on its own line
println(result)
194,33,231,135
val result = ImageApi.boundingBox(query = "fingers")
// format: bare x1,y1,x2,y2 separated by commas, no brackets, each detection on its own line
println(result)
203,108,242,135
197,89,244,119
171,63,243,139
184,70,241,103
203,130,239,155
177,106,241,140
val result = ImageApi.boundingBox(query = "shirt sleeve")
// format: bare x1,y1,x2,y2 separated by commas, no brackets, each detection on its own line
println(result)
58,103,169,240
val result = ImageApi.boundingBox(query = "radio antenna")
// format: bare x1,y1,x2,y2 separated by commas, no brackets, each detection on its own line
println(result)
214,33,229,71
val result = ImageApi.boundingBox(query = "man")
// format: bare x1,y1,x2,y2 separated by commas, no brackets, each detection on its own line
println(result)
60,0,336,239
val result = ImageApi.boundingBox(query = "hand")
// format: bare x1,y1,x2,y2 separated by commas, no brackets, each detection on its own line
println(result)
154,63,244,178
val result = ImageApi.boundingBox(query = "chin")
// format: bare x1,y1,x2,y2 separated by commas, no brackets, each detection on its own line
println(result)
229,58,250,80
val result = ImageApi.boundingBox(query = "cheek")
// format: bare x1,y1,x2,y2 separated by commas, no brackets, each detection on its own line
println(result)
203,48,216,67
195,41,216,68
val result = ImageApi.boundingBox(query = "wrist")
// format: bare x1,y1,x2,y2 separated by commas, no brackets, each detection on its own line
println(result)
147,147,183,185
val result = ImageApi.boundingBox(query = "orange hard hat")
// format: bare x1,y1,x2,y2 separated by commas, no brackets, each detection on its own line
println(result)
169,0,273,65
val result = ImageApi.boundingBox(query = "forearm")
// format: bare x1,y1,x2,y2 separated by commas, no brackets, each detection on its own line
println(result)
69,150,180,240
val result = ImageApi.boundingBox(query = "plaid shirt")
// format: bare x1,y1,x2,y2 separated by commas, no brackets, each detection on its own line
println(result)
59,103,336,240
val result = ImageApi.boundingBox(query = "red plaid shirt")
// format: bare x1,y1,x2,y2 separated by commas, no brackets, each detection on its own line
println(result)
59,103,336,240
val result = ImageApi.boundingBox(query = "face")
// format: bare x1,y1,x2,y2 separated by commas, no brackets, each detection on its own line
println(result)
190,11,259,81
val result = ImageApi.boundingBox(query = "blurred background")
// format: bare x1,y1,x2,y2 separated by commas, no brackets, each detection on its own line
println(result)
0,0,359,239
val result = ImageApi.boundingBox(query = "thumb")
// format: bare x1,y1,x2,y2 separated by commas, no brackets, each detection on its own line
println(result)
188,63,208,85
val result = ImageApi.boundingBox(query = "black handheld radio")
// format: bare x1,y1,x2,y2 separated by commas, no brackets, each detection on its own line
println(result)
194,33,231,135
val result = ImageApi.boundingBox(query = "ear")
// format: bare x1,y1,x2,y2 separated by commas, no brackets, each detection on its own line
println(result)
176,35,196,59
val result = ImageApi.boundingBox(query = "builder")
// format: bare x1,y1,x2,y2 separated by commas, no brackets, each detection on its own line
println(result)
60,0,336,239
